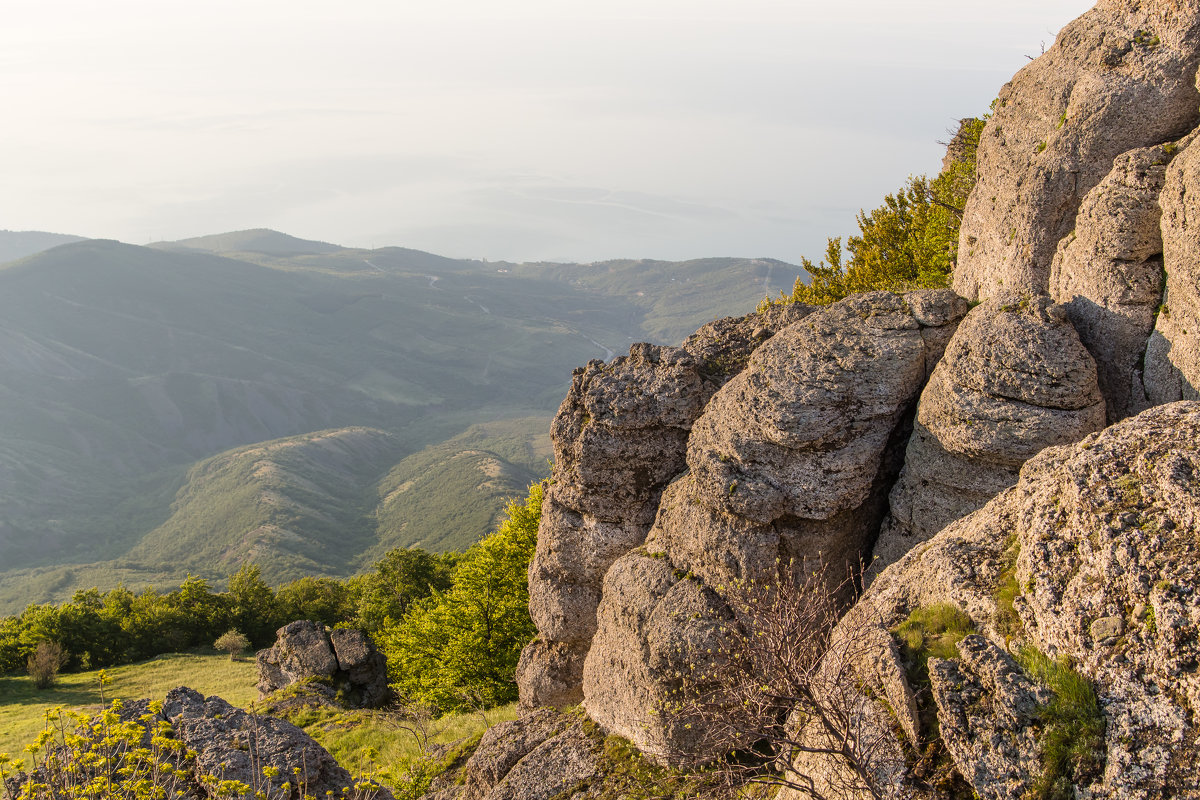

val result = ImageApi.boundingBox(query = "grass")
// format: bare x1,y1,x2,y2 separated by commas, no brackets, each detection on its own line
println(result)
1015,646,1105,799
0,652,258,756
892,603,976,790
303,703,515,782
893,603,976,682
993,538,1023,640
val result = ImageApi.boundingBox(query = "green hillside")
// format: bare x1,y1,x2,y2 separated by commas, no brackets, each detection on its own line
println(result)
0,233,779,611
131,427,405,581
371,417,552,555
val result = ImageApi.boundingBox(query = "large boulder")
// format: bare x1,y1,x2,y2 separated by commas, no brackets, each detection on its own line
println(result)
1145,133,1200,404
954,0,1200,301
1050,142,1178,422
583,291,970,762
162,687,389,799
873,294,1106,571
518,304,811,708
807,402,1200,800
256,620,388,708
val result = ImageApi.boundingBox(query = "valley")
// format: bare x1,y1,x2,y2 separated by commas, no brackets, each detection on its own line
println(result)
0,230,786,611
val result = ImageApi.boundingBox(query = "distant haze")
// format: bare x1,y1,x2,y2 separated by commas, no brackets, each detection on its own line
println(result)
2,0,1093,264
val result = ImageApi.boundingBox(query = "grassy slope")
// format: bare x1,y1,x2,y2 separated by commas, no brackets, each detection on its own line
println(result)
0,653,258,756
0,235,780,610
370,417,552,555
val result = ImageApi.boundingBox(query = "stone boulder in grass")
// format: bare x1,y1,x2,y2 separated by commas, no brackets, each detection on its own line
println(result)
256,620,389,708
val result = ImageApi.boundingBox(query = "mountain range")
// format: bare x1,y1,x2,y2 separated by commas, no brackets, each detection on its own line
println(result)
0,228,792,612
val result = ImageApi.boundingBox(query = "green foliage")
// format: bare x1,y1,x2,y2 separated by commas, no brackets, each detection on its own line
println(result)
276,577,355,629
993,538,1024,640
225,565,281,647
782,117,984,305
382,483,543,714
349,550,457,637
1015,647,1105,799
213,630,251,660
894,604,975,668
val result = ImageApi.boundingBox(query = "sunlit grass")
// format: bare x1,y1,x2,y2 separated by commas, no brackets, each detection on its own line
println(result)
0,651,258,756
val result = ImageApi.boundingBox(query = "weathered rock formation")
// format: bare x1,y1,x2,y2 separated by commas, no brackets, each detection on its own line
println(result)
256,620,388,708
518,303,811,708
579,290,969,760
795,402,1200,799
955,0,1200,302
510,3,1200,794
438,710,601,800
1145,132,1200,404
873,293,1106,571
1050,142,1178,422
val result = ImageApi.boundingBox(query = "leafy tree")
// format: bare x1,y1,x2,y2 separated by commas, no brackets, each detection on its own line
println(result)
214,629,251,660
383,483,542,713
277,576,355,629
226,563,282,646
351,547,457,635
783,117,984,306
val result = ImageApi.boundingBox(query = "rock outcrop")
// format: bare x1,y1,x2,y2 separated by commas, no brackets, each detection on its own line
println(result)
518,303,811,708
955,0,1200,302
873,293,1106,571
256,620,388,708
815,402,1200,799
163,687,387,799
581,290,970,761
1145,133,1200,404
1050,142,1177,422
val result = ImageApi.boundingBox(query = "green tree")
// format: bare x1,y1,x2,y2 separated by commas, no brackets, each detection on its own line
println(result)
383,483,542,713
351,547,457,635
277,576,355,628
213,629,251,660
784,117,984,305
226,563,281,646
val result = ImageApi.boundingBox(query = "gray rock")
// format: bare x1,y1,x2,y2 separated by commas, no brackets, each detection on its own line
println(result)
256,621,388,708
1050,143,1176,422
954,0,1200,301
928,637,1050,800
520,305,809,709
833,402,1200,799
583,291,968,764
581,551,733,764
873,294,1106,572
163,687,389,799
457,709,570,800
1145,134,1200,405
514,639,588,709
485,721,600,800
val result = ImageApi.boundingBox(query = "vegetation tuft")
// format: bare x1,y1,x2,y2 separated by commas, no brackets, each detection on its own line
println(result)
1015,647,1105,799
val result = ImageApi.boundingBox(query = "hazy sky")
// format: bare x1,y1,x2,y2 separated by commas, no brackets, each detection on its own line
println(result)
2,0,1094,264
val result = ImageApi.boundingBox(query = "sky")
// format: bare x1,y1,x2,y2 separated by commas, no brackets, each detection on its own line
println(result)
1,0,1096,265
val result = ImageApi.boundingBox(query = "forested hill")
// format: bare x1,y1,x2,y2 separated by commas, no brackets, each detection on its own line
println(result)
0,233,788,610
